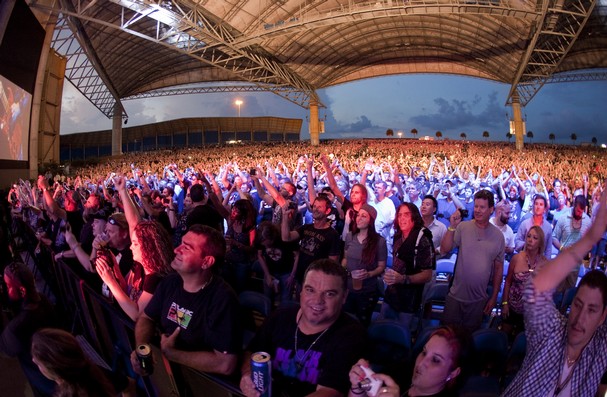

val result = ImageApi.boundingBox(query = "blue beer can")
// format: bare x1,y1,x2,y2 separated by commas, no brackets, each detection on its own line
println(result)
251,351,272,397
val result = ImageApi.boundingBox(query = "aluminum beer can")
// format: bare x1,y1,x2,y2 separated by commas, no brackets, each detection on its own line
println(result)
136,344,154,375
251,351,272,397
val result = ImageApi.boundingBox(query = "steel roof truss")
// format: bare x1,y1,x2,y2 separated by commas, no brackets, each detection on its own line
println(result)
508,0,596,106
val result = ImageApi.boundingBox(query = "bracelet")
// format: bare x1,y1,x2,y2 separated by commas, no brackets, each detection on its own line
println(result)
350,387,366,395
501,301,508,306
448,227,456,232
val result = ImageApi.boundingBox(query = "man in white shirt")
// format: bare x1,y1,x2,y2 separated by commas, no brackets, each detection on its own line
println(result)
490,200,515,259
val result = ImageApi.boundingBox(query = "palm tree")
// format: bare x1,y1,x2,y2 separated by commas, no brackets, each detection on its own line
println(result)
435,131,442,139
482,130,490,141
386,129,394,137
410,128,418,139
460,132,467,140
549,133,555,144
506,132,512,142
571,133,577,144
526,130,534,143
592,137,598,146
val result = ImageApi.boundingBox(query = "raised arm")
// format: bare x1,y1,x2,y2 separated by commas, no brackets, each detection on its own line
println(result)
37,176,66,220
320,155,345,203
533,182,607,293
306,158,317,204
114,176,142,236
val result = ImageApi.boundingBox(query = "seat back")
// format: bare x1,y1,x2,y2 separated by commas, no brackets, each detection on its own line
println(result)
239,291,272,348
560,287,577,314
471,328,509,377
435,259,455,282
367,320,412,384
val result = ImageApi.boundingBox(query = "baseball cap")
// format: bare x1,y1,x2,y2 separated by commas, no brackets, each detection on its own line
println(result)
107,212,129,230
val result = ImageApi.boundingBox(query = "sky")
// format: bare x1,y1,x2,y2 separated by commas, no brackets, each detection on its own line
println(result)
60,73,607,146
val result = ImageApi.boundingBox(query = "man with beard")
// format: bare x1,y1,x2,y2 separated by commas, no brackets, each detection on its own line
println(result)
553,195,592,291
1,262,57,396
282,195,340,290
489,200,515,260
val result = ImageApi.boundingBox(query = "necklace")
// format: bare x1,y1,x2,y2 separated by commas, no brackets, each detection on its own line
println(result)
293,313,330,371
566,354,577,367
199,276,213,291
526,253,538,273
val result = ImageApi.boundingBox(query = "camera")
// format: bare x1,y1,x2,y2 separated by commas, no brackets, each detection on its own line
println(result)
250,168,256,176
358,365,382,396
459,208,469,219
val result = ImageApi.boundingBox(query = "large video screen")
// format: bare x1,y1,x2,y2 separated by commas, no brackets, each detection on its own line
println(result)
0,76,31,161
0,0,46,165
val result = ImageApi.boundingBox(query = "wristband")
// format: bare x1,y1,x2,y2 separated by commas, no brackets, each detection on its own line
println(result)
448,227,456,232
501,301,508,306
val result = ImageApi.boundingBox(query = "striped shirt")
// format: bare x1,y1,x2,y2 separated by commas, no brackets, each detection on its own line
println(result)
502,280,607,397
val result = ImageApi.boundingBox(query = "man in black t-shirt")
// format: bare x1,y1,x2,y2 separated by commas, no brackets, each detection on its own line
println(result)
281,195,340,286
240,259,367,397
130,225,242,376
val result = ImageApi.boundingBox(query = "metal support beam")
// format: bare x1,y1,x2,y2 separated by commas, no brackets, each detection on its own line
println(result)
507,0,597,106
55,0,128,119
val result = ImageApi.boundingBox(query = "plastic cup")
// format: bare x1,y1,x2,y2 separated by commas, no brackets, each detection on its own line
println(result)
351,269,363,291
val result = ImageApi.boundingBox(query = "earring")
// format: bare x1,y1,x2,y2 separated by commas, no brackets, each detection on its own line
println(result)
446,377,451,382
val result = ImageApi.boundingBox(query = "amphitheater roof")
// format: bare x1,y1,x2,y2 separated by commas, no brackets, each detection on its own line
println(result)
32,0,607,117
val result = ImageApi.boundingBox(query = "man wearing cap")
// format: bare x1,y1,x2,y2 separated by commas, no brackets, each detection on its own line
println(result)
65,212,134,294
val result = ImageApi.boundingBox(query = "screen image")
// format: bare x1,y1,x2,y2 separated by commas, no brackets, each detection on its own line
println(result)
0,75,31,161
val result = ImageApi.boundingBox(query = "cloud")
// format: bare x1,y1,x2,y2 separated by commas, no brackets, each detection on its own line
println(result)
60,83,111,133
409,91,505,138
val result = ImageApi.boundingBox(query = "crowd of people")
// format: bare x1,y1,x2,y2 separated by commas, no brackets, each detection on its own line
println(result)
2,138,607,397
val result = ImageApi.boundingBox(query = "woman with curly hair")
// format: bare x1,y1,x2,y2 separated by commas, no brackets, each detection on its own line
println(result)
31,328,115,397
96,176,174,321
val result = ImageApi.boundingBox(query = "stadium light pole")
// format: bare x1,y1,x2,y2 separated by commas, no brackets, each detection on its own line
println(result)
234,99,243,117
